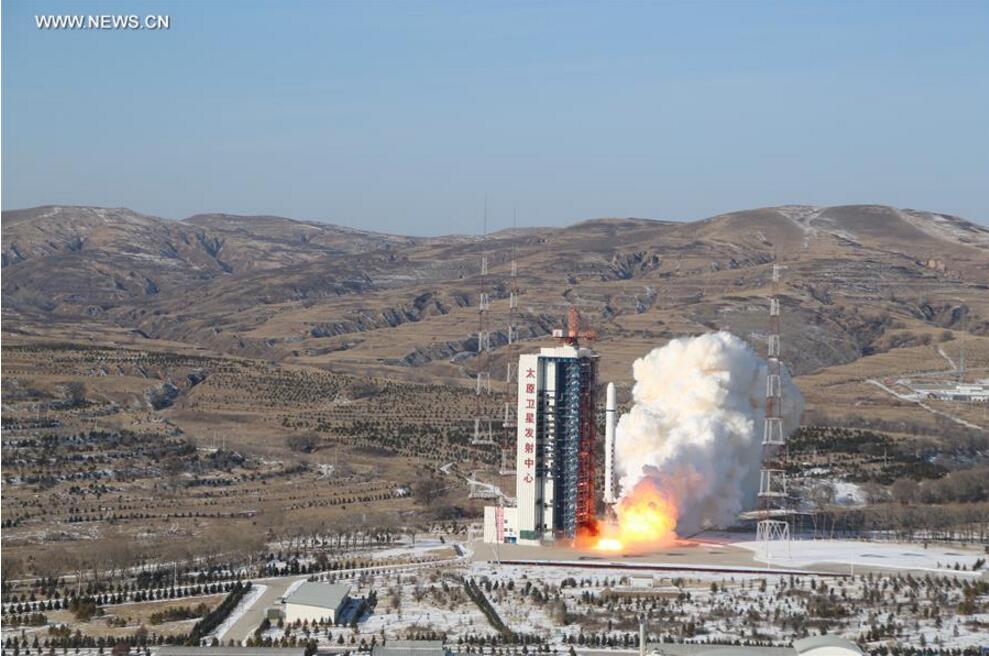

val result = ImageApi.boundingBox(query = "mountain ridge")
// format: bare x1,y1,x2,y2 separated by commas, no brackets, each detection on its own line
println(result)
3,202,987,383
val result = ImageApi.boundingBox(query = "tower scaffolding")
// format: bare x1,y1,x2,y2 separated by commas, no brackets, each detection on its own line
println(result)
757,262,791,558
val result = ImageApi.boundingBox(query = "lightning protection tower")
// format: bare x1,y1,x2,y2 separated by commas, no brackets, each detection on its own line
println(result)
472,198,496,446
757,262,791,557
500,205,521,473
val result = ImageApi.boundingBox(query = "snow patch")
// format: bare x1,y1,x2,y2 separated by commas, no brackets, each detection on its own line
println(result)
735,539,984,575
210,583,267,643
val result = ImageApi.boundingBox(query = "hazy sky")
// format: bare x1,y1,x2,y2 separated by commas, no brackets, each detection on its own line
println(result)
3,1,987,234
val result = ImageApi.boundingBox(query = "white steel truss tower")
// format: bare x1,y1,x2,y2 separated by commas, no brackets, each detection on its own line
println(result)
757,262,790,557
472,198,495,446
500,205,521,471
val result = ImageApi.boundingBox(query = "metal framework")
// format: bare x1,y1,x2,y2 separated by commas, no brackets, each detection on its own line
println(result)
756,518,790,559
757,263,791,556
575,357,598,534
553,309,598,538
508,205,520,347
468,469,499,499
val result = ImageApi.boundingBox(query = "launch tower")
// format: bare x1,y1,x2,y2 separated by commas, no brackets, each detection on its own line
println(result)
486,308,599,545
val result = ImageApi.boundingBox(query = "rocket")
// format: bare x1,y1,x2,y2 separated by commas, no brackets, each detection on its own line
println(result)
603,382,617,505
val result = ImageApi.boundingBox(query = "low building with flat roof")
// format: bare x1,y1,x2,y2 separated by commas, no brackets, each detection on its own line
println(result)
371,641,451,656
156,648,305,656
283,582,350,624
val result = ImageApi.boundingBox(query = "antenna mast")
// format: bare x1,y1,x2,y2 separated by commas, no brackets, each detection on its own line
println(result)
500,204,520,472
757,262,791,557
472,197,495,446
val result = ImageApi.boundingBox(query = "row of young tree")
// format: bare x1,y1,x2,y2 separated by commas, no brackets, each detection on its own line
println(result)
3,581,249,615
804,501,989,543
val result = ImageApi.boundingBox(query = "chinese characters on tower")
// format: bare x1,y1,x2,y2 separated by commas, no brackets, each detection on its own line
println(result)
522,367,536,483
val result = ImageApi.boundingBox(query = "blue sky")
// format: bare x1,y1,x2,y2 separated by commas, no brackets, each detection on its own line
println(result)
3,1,987,234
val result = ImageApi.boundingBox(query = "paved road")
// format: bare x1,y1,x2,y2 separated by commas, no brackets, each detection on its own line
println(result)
220,575,307,644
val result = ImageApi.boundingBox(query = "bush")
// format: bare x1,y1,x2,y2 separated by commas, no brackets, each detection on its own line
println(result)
286,434,319,453
149,604,209,625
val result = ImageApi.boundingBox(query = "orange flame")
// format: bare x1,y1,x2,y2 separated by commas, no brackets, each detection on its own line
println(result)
590,480,679,552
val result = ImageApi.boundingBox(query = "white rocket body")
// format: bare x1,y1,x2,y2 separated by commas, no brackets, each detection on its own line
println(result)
604,382,617,505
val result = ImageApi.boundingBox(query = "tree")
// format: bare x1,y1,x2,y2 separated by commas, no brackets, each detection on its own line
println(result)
65,382,87,407
286,434,319,454
891,478,919,505
413,478,446,506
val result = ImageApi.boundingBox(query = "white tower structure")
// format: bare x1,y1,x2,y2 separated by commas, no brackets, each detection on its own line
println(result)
757,262,790,557
472,198,495,446
484,308,599,546
500,205,521,472
514,342,598,544
603,382,618,505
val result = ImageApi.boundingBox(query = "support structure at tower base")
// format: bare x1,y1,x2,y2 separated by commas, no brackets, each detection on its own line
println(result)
756,518,791,560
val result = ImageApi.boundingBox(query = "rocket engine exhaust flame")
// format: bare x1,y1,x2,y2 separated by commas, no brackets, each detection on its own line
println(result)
590,479,679,551
588,332,803,553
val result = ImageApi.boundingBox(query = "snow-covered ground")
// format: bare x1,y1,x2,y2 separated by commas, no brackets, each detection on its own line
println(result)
250,536,989,651
798,477,867,508
832,481,867,506
733,538,985,575
211,583,268,642
282,578,306,599
367,538,453,560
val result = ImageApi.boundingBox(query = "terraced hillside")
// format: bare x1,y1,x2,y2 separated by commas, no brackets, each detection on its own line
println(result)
3,201,988,586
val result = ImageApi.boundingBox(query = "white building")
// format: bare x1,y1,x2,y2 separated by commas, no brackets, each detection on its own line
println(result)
283,582,350,624
482,505,518,543
484,344,599,545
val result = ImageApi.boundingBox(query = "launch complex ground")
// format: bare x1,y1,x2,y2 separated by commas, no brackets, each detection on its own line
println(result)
472,539,835,577
469,534,989,580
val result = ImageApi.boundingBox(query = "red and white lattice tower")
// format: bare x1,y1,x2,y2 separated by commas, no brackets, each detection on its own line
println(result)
757,262,791,557
472,198,495,446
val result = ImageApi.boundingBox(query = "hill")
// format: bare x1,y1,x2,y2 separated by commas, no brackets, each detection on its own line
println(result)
3,202,988,568
3,202,988,407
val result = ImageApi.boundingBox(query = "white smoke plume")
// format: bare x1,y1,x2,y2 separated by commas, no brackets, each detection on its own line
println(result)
614,331,803,536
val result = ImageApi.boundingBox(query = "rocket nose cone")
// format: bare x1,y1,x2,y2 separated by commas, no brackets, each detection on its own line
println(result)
606,382,616,408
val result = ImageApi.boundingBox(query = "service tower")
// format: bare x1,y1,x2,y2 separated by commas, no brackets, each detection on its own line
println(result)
514,308,599,544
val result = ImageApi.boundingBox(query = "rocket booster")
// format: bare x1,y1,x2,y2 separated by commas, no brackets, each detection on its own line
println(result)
603,382,617,505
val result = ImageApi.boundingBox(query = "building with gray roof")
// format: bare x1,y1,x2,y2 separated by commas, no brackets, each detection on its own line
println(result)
371,641,451,656
282,582,350,624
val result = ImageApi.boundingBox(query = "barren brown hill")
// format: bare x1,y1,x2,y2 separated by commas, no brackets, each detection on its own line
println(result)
184,212,427,260
3,203,988,387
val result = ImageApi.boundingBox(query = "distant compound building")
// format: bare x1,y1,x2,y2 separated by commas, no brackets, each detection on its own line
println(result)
914,382,989,402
